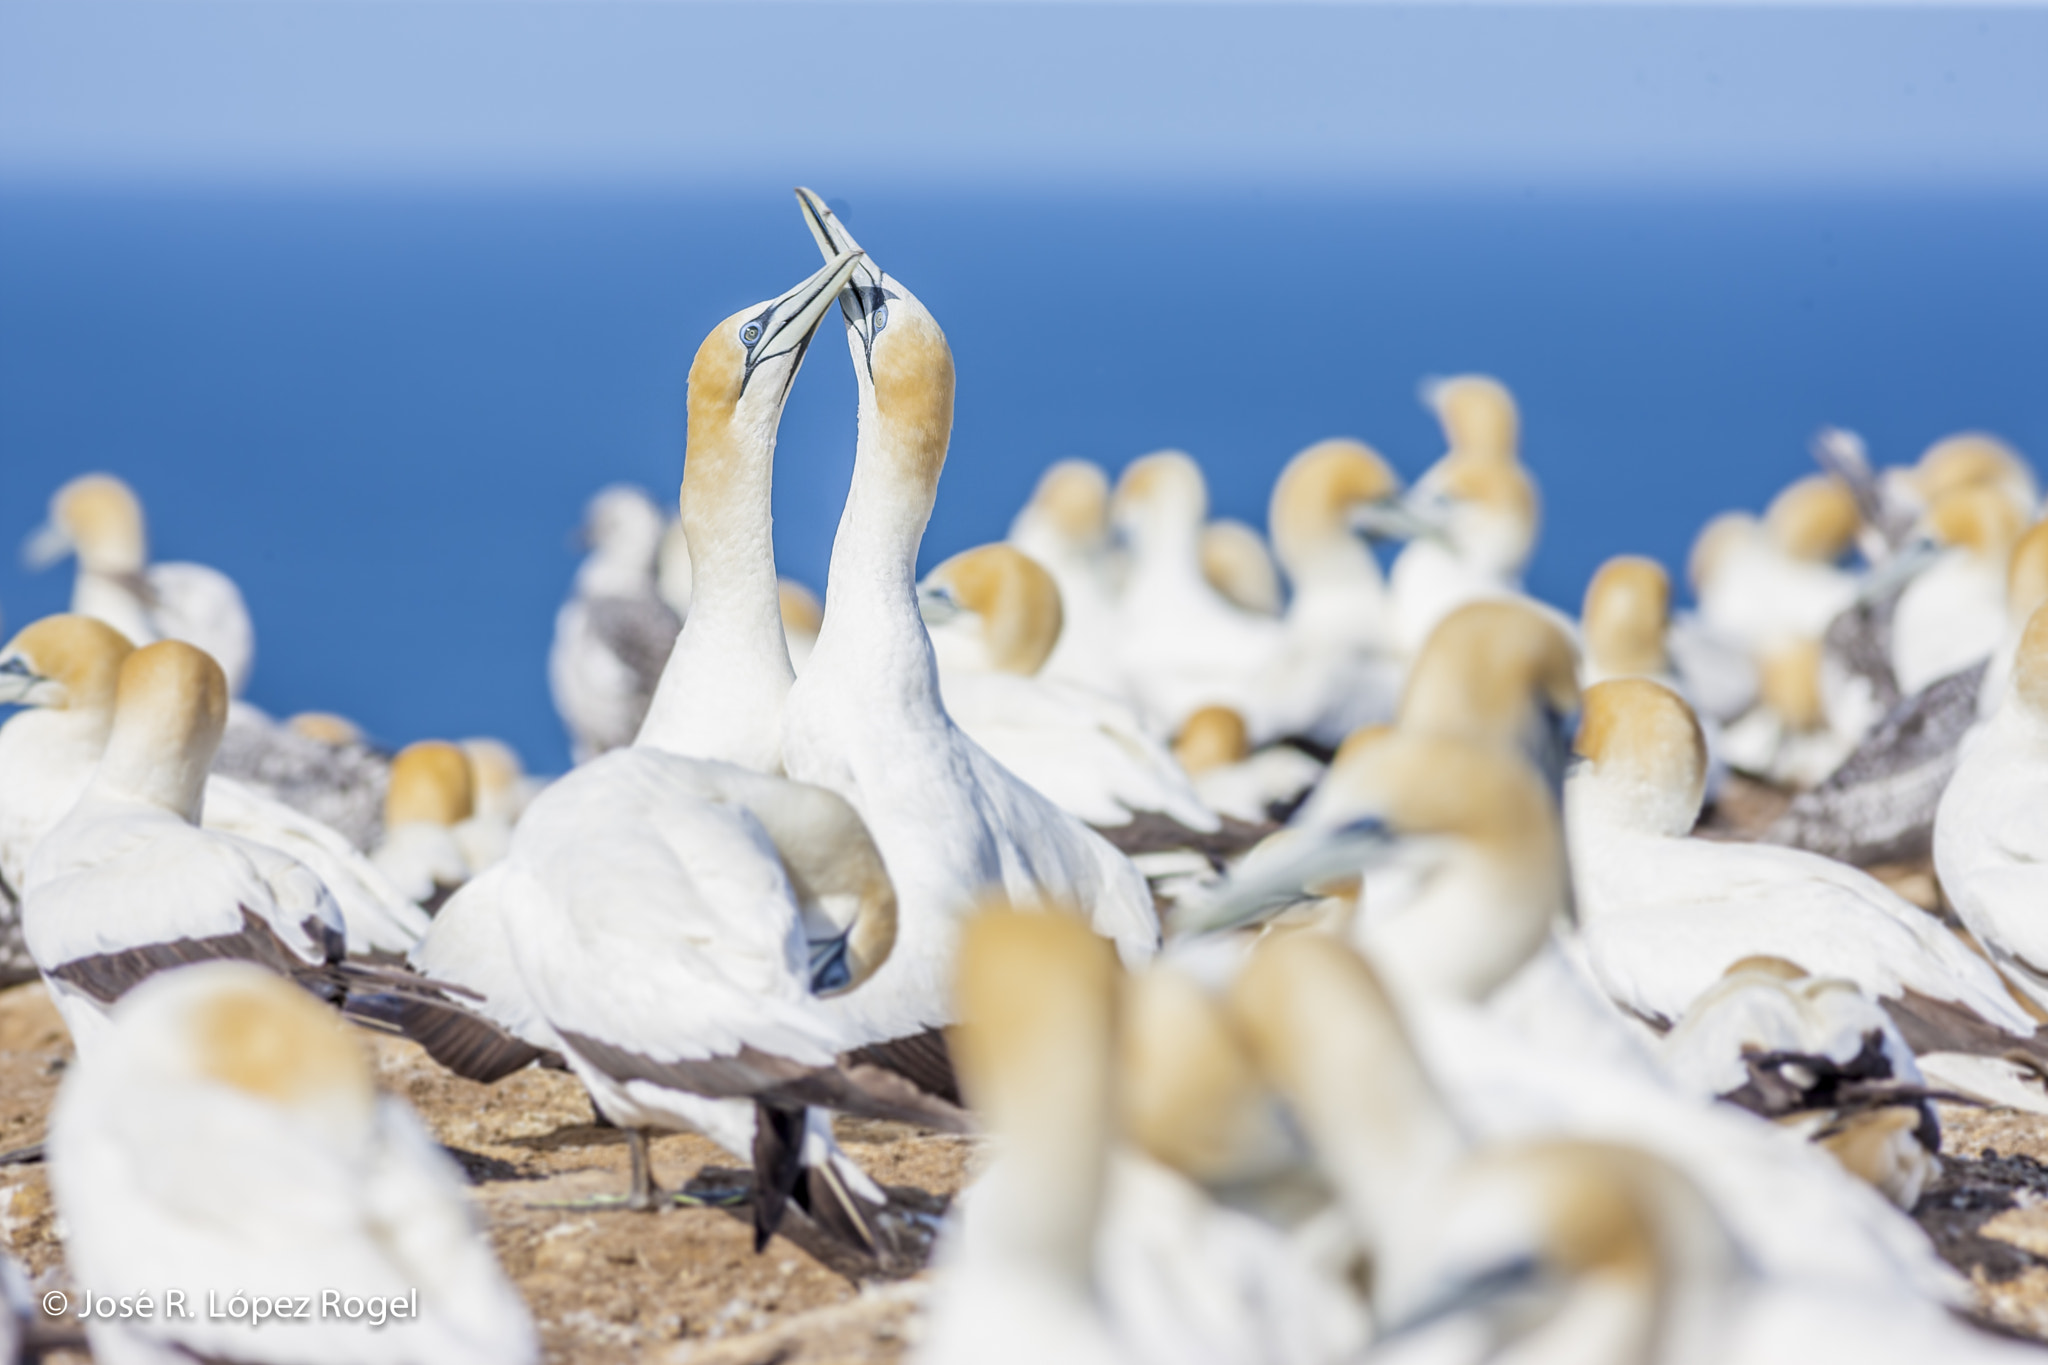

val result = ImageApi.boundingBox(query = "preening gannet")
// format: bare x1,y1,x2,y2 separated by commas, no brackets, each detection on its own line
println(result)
549,484,683,763
24,472,256,696
20,641,347,1053
1254,438,1407,746
780,188,1158,1068
1567,677,2042,1058
1172,705,1325,825
1199,518,1284,616
370,740,476,912
1008,458,1128,696
0,616,424,957
1936,601,2048,1018
49,963,539,1365
633,250,868,772
1383,376,1542,654
1371,1138,2035,1365
1110,450,1287,734
920,543,1217,834
1891,480,2026,696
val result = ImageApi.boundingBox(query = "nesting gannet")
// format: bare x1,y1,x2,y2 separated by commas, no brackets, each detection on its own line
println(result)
1110,450,1287,733
633,253,867,773
1008,459,1129,696
1381,376,1542,654
24,472,256,695
212,704,391,852
1172,706,1324,826
1891,481,2027,696
20,642,347,1053
0,616,424,957
50,963,538,1364
780,189,1158,1077
370,740,476,912
1567,677,2041,1059
1372,1138,2034,1365
1658,957,1937,1209
1254,439,1407,746
920,543,1217,834
1935,602,2048,1018
549,484,683,763
1199,518,1284,616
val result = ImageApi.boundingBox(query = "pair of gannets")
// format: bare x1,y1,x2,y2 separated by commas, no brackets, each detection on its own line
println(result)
918,543,1219,833
0,616,427,960
51,962,537,1364
25,472,256,697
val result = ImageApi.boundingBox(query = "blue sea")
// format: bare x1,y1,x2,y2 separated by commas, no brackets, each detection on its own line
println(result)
3,186,2044,771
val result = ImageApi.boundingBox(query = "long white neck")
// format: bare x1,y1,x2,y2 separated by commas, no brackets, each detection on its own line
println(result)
92,712,210,822
638,410,794,771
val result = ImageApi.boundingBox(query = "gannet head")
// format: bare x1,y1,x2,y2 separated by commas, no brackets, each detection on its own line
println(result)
1421,374,1519,465
0,613,134,715
753,778,898,995
24,473,147,576
1377,1140,1736,1360
1403,452,1541,572
385,740,476,829
1925,480,2026,566
1112,451,1209,552
1914,431,2036,512
1580,556,1671,682
2009,602,2048,724
77,962,374,1132
1763,474,1860,564
778,578,824,641
459,737,529,822
1228,931,1464,1250
287,711,364,747
1685,511,1764,597
1173,705,1250,777
1398,600,1582,791
1199,520,1284,615
1569,678,1706,837
1012,459,1113,555
918,543,1064,676
96,640,229,822
953,903,1119,1282
1268,438,1402,580
2007,521,2048,627
681,247,866,546
1757,637,1827,733
576,484,667,573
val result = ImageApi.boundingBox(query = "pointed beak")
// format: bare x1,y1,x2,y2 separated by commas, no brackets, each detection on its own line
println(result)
1175,816,1398,936
0,656,45,706
794,186,892,358
741,248,866,401
1351,495,1444,544
916,582,964,627
21,522,71,571
1856,535,1942,607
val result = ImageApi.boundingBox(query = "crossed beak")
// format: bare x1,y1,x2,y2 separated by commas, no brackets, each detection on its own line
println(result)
741,248,866,403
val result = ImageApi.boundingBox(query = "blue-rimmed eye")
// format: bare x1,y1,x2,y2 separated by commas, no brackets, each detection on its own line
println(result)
740,322,763,346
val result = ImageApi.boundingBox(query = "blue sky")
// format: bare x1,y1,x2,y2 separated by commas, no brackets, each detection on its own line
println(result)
4,3,2046,191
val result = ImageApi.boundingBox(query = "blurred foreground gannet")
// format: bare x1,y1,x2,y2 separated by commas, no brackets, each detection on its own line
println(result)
0,616,424,957
25,472,256,696
1568,677,2042,1057
920,543,1217,833
20,641,347,1053
549,484,682,762
1007,459,1127,696
50,963,539,1365
782,189,1157,1082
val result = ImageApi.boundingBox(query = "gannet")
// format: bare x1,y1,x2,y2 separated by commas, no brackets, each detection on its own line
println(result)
1383,376,1543,654
920,543,1217,833
450,736,537,872
49,963,539,1365
1881,430,2038,539
1658,957,1938,1209
1255,438,1407,746
1978,517,2048,715
1199,517,1284,616
1580,554,1677,688
1567,677,2042,1059
1689,475,1860,660
24,472,256,696
781,188,1158,1078
1372,1138,2035,1365
1891,480,2026,695
0,616,424,956
1936,601,2048,1017
212,703,391,852
632,253,870,775
20,641,347,1053
1007,458,1129,696
1396,598,1581,789
370,740,476,912
1172,706,1324,825
549,484,683,763
1111,450,1287,733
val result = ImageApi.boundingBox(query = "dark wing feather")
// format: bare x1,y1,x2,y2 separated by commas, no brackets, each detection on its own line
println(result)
583,594,683,705
843,1028,962,1107
332,960,557,1082
48,907,343,1006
